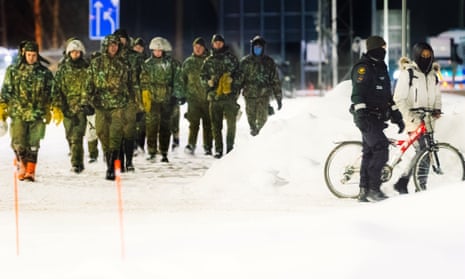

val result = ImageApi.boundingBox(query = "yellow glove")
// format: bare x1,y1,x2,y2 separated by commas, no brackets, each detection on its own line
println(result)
142,90,152,113
51,107,64,126
217,72,232,95
221,72,232,94
0,103,8,121
215,75,224,96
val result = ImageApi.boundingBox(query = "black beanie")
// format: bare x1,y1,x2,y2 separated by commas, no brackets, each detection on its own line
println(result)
366,36,386,51
211,34,225,44
193,37,207,48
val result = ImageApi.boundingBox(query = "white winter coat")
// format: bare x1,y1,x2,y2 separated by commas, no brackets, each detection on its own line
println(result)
393,57,442,132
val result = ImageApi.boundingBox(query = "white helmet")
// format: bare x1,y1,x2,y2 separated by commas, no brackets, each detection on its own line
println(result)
66,39,86,55
0,120,8,137
149,37,172,52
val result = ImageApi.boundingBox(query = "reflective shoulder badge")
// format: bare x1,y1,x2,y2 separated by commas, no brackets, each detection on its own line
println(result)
355,65,367,83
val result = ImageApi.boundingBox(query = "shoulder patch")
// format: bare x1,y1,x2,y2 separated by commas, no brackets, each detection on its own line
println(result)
357,66,366,75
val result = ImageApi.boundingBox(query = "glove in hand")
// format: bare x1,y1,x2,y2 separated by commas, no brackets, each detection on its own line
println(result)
142,90,152,113
0,103,8,121
51,107,64,126
390,109,405,133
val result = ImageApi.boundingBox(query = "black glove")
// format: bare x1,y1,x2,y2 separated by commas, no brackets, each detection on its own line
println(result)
81,104,95,116
354,109,370,132
277,98,282,110
390,109,405,134
268,105,275,116
177,97,186,105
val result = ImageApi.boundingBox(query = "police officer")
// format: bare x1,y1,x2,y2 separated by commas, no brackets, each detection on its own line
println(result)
86,34,131,180
200,34,240,158
351,35,405,202
237,35,282,136
0,41,54,182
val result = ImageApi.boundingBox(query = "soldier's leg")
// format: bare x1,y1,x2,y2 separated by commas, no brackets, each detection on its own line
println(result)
201,101,212,155
145,103,161,159
224,102,239,153
159,103,174,162
209,101,224,157
187,102,201,150
245,97,258,136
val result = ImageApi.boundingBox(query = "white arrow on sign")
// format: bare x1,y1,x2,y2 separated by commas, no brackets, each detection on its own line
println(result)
103,8,116,34
94,1,103,37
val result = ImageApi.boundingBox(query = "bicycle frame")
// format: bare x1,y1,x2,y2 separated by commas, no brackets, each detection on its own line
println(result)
389,120,427,168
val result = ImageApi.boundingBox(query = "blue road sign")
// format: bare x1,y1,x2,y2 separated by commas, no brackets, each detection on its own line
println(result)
89,0,120,40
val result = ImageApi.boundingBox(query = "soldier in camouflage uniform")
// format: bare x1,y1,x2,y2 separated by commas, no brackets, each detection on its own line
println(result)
179,37,212,155
140,37,182,163
86,34,131,180
0,41,54,182
113,29,144,172
237,35,282,136
52,39,92,173
132,37,148,154
200,34,240,158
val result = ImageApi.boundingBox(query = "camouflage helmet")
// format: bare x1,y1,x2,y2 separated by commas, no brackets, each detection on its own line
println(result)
100,34,120,52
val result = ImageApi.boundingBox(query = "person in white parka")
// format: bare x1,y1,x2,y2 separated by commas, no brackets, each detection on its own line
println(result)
393,42,442,194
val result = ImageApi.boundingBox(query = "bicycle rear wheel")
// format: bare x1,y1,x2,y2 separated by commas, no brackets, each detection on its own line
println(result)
412,143,465,192
324,141,363,198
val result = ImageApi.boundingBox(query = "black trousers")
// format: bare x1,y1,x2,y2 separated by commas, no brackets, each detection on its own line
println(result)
359,119,389,190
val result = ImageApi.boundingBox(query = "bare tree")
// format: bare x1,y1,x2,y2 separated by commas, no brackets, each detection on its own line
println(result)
33,0,43,50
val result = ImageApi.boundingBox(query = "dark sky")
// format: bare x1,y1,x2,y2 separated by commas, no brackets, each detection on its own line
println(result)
351,0,463,44
2,0,463,52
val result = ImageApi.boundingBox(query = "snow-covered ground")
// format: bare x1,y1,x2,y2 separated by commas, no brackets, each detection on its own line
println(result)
0,81,464,278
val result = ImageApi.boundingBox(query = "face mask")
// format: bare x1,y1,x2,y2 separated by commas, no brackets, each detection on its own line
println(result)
367,48,386,61
253,45,263,56
416,57,432,73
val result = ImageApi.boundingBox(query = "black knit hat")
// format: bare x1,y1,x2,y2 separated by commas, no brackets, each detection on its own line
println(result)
366,36,386,51
211,34,225,44
113,29,129,40
193,37,207,48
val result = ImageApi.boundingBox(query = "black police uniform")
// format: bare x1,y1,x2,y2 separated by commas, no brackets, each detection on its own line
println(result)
351,54,397,201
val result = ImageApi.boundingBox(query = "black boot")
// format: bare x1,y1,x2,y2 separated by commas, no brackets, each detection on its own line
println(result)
357,187,369,202
394,176,409,194
366,189,388,202
105,151,117,180
124,140,135,172
119,142,126,173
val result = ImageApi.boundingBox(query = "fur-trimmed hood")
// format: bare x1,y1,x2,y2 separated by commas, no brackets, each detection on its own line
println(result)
398,56,440,73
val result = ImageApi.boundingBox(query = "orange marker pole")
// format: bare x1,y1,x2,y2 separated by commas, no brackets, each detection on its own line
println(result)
114,159,125,259
13,158,20,256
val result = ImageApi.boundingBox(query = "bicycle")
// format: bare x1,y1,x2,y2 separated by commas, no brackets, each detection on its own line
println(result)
324,107,465,198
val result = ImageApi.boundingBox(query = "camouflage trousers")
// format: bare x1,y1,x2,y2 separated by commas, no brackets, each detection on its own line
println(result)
10,118,46,163
145,102,173,155
244,96,269,134
63,112,87,167
95,107,125,154
186,100,212,151
209,99,239,154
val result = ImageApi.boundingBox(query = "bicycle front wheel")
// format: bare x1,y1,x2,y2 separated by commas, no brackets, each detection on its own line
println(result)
412,143,465,192
324,141,363,198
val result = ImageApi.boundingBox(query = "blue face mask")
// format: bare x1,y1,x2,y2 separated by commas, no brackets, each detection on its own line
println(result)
253,45,263,56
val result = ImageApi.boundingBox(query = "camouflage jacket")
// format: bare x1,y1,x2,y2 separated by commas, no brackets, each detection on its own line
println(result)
1,62,53,122
52,57,89,116
238,54,282,100
119,47,143,104
139,55,182,104
179,52,208,103
86,53,131,110
200,46,239,101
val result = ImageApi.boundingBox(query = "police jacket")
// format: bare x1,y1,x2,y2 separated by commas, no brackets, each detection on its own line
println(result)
351,53,395,121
